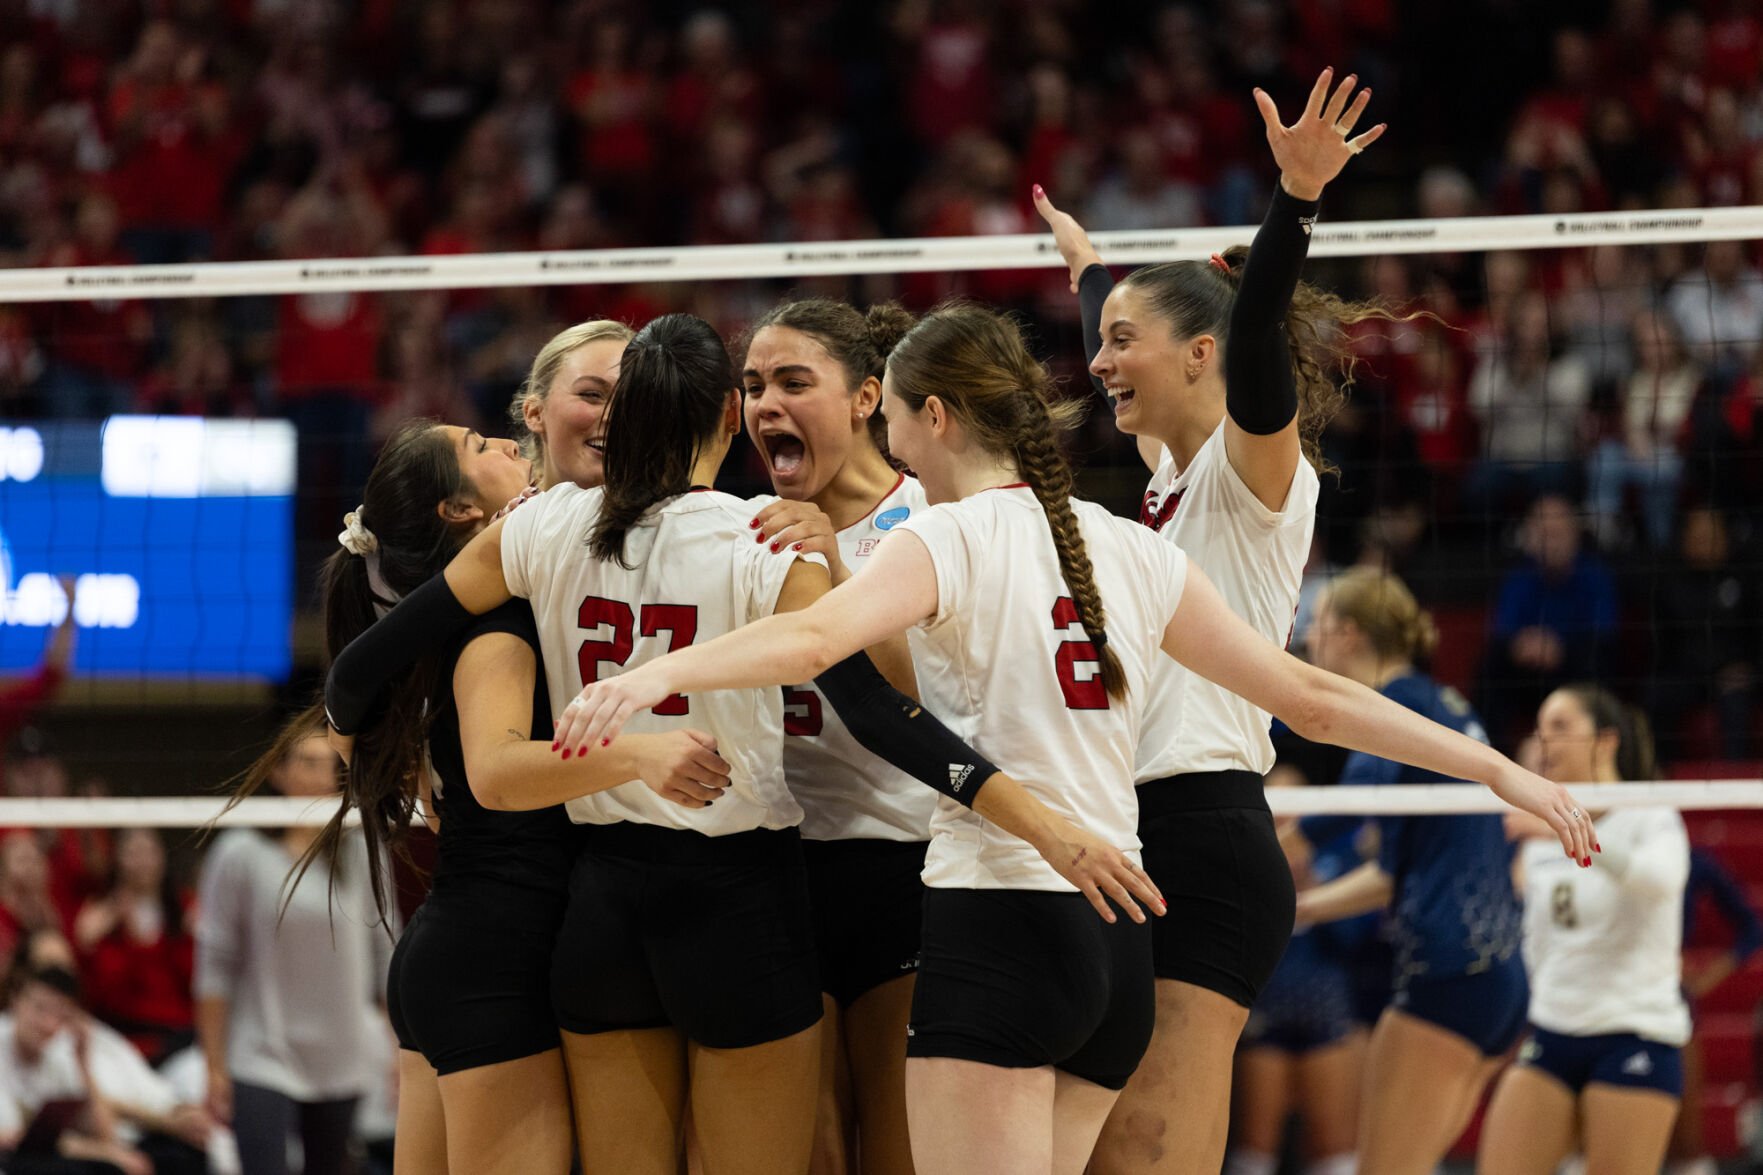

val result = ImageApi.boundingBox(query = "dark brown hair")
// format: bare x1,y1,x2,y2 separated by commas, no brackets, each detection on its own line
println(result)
228,421,482,922
885,302,1126,700
1120,249,1416,470
740,298,917,451
590,314,736,566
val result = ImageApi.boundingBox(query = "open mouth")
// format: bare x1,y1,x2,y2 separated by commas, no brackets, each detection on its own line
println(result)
1108,386,1136,412
762,432,806,478
585,436,605,456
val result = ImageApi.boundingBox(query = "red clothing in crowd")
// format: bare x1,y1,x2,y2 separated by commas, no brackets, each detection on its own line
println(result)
82,904,196,1063
273,292,385,399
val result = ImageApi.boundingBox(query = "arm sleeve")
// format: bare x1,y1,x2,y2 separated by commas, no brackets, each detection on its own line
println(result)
1078,263,1116,395
813,651,997,806
324,575,476,735
1224,184,1320,435
192,837,248,1001
1690,849,1763,962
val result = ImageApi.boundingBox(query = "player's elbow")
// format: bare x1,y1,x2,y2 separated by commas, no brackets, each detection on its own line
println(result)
1279,662,1349,745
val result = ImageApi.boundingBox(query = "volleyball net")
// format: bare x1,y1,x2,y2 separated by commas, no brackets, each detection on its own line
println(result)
0,202,1760,819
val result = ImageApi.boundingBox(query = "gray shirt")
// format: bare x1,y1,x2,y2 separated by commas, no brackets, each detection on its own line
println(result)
195,829,394,1101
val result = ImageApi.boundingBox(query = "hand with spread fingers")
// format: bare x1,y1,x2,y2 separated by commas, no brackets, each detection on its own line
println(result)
1030,184,1104,294
1254,67,1387,202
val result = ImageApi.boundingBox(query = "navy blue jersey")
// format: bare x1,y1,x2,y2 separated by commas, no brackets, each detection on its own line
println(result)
1338,673,1521,987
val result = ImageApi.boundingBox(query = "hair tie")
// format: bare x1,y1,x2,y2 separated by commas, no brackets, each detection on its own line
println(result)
1209,253,1231,274
338,508,377,557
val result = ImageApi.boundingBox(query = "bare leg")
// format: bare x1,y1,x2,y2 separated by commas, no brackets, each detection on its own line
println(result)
393,1050,448,1175
1475,1063,1577,1175
1050,1069,1123,1175
1580,1084,1679,1175
1091,979,1249,1174
1356,1009,1503,1175
1294,1032,1366,1162
906,1056,1055,1175
689,1023,822,1175
437,1049,573,1175
809,996,854,1175
844,976,917,1175
563,1027,688,1175
1231,1047,1294,1161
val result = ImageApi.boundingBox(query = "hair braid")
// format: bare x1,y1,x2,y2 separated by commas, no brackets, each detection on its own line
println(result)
1014,399,1127,701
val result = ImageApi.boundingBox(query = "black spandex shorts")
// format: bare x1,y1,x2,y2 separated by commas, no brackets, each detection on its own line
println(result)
907,888,1154,1091
387,898,563,1075
803,837,928,1008
1137,770,1296,1007
551,822,823,1050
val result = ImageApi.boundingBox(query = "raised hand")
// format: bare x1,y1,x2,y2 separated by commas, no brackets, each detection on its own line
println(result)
1253,67,1386,202
1031,184,1103,294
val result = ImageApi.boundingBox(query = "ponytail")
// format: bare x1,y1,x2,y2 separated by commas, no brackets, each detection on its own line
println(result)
1562,684,1659,782
590,314,736,567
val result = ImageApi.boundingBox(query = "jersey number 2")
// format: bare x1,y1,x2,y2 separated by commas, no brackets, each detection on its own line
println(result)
1052,597,1108,710
577,597,698,716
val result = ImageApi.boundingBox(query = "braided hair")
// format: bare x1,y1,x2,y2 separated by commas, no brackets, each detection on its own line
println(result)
885,303,1126,700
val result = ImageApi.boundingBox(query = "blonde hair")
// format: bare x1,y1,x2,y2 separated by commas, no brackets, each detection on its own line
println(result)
886,302,1126,701
509,319,635,467
1322,567,1438,661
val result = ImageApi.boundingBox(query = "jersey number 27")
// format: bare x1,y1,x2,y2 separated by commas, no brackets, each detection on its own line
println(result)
577,596,698,715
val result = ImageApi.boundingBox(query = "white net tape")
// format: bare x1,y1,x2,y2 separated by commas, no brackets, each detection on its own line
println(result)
4,781,1759,828
3,207,1759,302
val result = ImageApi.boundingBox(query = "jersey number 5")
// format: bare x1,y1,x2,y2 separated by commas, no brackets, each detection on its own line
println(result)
1052,597,1108,710
782,687,824,736
577,597,698,716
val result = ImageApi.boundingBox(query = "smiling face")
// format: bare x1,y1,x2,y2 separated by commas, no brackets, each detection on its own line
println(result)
525,337,626,489
742,325,876,501
1089,284,1192,439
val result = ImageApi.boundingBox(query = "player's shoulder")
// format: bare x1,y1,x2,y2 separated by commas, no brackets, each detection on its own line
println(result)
658,488,763,535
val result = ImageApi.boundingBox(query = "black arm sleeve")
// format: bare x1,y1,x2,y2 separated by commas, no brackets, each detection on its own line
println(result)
324,574,478,735
1224,183,1321,435
1078,262,1115,396
813,651,998,807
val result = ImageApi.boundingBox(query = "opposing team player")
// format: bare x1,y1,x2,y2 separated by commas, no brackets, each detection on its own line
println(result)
1036,68,1396,1174
742,297,932,1174
1479,688,1688,1175
550,304,1595,1175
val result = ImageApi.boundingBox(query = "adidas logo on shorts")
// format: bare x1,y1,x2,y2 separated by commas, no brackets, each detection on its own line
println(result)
1518,1038,1543,1065
1621,1051,1653,1077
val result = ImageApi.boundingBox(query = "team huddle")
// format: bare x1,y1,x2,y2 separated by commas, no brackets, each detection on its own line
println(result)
249,72,1626,1175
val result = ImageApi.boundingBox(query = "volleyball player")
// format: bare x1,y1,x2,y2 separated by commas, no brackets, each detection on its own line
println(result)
323,313,1159,1175
1034,67,1396,1174
550,304,1593,1175
239,413,740,1175
1295,569,1528,1175
741,297,930,1174
1479,687,1688,1175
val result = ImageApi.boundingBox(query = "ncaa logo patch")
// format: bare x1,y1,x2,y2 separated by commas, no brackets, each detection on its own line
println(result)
875,506,910,530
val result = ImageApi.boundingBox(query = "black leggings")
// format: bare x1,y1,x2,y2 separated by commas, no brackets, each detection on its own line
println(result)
232,1081,358,1175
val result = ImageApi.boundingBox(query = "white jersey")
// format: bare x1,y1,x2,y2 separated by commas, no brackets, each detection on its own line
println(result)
1520,808,1691,1045
894,485,1189,891
787,474,939,842
1135,422,1317,780
501,482,820,835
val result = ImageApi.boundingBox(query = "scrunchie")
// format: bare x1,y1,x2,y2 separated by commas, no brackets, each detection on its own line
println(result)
338,508,378,557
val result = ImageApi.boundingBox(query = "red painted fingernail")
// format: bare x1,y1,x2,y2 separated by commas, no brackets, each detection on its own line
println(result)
1032,183,1044,199
1581,856,1591,867
1595,842,1602,853
601,738,610,747
560,748,571,760
792,542,803,551
755,531,765,543
550,741,559,752
769,541,780,552
749,518,759,529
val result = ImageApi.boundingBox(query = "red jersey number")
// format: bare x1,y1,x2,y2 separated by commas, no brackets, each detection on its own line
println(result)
577,596,699,716
1052,597,1109,710
782,687,824,736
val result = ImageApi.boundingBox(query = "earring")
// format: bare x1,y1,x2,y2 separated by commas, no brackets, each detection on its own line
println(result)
1187,367,1202,381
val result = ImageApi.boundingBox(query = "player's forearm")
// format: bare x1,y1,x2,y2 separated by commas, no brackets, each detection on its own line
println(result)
473,736,666,810
1286,664,1511,791
1296,860,1391,924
